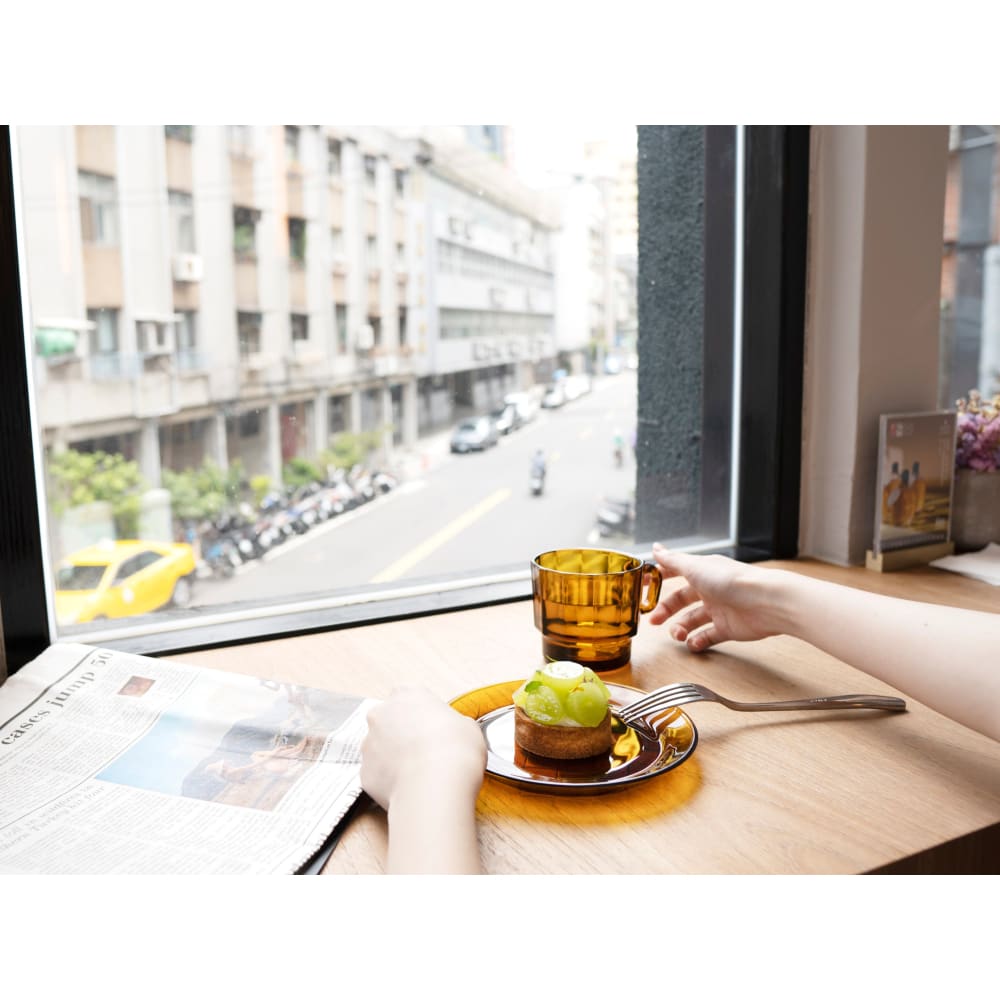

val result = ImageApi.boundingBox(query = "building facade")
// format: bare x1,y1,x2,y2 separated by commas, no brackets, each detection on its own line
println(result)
19,124,564,489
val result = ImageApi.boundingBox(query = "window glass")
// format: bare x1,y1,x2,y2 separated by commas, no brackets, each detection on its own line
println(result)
78,171,118,245
328,139,342,176
288,217,306,262
168,190,195,253
14,124,739,644
938,126,999,406
233,206,258,258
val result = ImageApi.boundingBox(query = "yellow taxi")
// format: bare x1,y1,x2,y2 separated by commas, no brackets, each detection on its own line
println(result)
54,540,197,625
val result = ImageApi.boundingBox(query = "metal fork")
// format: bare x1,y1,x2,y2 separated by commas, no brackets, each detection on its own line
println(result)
617,682,906,726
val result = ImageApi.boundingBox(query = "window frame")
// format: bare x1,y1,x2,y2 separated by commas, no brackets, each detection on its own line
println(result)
0,125,808,673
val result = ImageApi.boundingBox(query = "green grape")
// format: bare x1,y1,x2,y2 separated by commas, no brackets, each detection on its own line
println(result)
580,666,611,700
565,680,609,727
538,661,585,696
523,683,564,724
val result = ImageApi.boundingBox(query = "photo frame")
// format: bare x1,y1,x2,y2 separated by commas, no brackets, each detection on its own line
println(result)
867,410,957,571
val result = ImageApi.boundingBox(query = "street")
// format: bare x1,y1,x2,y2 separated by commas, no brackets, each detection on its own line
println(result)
192,372,638,610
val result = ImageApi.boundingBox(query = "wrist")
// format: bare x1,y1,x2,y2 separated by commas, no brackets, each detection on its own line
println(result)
760,568,813,639
389,747,484,810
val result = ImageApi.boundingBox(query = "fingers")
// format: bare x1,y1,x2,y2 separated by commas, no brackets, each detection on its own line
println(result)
685,623,723,652
647,583,703,626
651,542,697,580
668,602,713,641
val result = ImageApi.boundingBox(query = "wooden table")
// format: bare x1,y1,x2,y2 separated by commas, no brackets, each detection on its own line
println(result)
177,560,1000,874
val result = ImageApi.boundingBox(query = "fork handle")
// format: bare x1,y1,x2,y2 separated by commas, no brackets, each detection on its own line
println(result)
722,694,906,712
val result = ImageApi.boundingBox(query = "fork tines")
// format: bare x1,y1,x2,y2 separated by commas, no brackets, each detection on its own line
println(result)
618,683,703,724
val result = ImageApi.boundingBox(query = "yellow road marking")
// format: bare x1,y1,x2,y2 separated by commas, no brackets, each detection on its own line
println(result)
369,487,512,583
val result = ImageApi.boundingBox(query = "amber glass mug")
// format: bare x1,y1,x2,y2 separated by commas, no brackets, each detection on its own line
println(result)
531,548,663,672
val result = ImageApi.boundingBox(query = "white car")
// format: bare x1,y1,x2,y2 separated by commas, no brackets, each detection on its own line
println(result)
541,383,566,408
504,392,539,424
563,374,592,401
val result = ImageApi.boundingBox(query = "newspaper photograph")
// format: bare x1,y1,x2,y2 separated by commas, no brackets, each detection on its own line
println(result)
0,643,373,874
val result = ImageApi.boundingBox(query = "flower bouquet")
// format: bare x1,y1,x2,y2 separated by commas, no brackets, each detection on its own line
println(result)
952,390,1000,549
955,390,1000,471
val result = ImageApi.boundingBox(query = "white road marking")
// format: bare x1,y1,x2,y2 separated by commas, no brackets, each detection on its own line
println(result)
369,487,512,583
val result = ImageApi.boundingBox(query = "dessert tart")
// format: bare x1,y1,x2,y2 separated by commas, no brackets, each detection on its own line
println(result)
511,662,613,759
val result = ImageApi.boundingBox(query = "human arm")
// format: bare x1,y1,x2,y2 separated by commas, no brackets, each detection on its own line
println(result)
360,687,486,874
648,543,1000,742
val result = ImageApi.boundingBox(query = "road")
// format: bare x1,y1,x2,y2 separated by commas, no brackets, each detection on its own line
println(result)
193,372,637,610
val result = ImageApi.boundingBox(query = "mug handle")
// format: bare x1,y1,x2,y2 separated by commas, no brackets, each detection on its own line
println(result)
639,562,663,613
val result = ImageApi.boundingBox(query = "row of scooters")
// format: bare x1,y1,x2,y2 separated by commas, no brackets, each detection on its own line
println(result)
197,466,399,579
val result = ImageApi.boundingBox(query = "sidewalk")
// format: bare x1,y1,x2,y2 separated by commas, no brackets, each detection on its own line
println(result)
389,428,455,480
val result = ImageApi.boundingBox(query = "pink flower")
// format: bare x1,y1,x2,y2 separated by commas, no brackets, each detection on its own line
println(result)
955,392,1000,472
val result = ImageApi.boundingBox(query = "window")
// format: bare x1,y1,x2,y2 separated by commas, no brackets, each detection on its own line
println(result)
177,311,197,351
176,311,200,371
291,313,309,342
112,551,162,585
394,168,407,198
2,124,808,672
938,125,999,406
228,125,252,156
284,126,300,165
78,171,118,245
233,206,257,258
164,125,193,143
366,234,378,267
334,304,348,353
86,308,123,379
87,308,119,355
328,139,342,176
237,311,261,358
288,217,306,263
168,191,195,254
330,228,345,261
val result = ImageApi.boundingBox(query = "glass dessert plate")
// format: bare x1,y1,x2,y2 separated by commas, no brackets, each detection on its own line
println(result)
450,680,698,795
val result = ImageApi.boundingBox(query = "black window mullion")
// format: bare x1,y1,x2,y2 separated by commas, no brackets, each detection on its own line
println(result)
0,125,52,672
737,125,809,559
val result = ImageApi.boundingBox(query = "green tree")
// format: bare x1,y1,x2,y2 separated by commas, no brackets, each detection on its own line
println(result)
162,458,246,525
319,428,390,472
47,449,148,538
282,456,324,488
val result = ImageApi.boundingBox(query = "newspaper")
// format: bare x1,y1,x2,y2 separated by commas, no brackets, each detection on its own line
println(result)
0,642,373,874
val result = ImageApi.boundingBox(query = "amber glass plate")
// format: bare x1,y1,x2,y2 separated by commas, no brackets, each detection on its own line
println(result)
450,680,698,796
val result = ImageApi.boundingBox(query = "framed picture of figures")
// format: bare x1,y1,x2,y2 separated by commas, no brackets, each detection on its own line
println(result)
873,410,957,558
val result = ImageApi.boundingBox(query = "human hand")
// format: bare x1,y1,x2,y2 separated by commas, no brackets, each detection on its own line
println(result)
360,687,486,811
647,545,785,651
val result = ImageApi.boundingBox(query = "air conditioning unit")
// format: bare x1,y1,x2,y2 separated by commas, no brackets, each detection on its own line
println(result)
138,321,174,355
172,252,204,282
245,352,275,371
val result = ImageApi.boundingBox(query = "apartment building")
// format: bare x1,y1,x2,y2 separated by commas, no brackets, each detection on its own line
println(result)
17,125,562,489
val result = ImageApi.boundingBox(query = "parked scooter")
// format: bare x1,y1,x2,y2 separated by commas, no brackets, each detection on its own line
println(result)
529,450,546,496
596,496,634,537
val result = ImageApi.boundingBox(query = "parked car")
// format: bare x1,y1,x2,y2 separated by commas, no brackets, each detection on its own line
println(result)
541,382,566,408
450,416,499,453
563,374,592,401
491,402,519,435
504,391,540,425
54,539,197,625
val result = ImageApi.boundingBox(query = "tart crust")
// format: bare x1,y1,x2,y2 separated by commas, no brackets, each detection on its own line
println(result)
514,705,613,759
